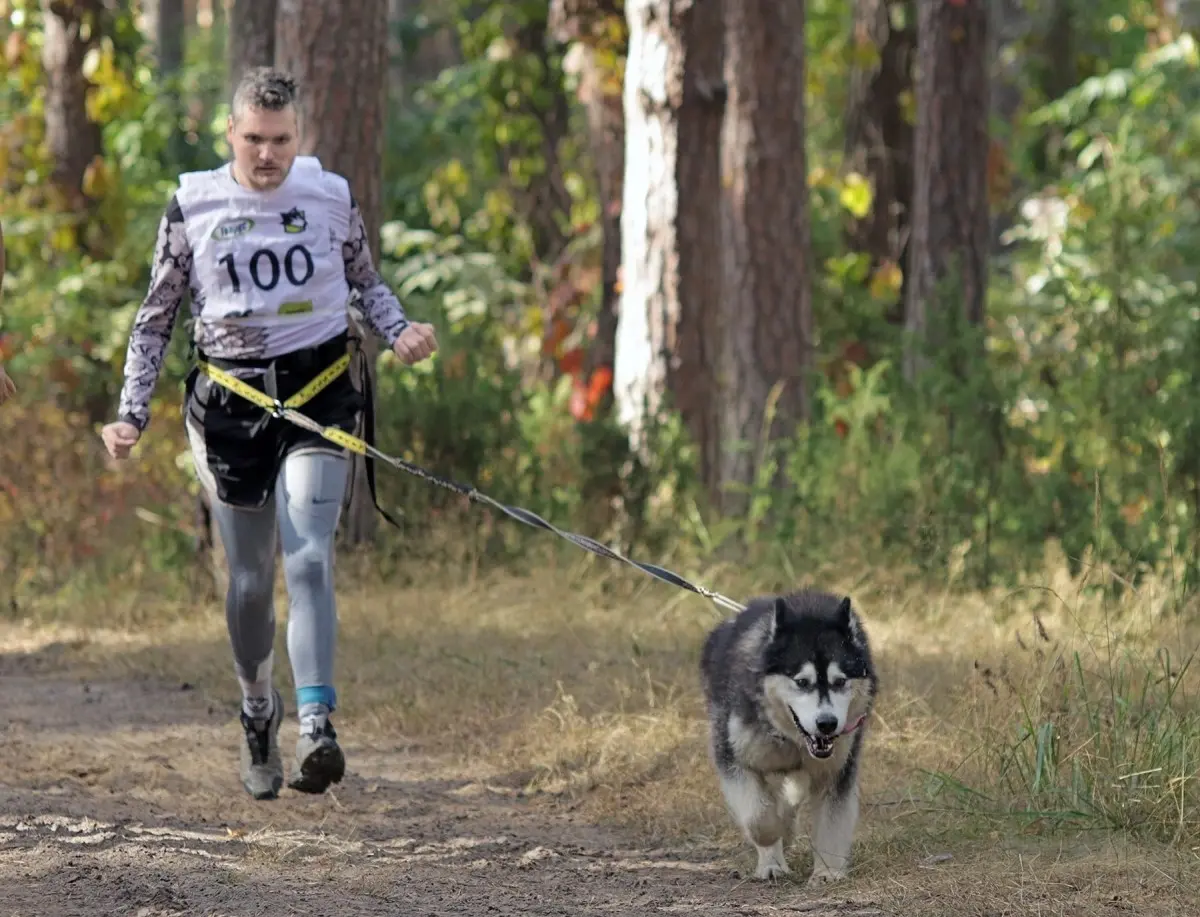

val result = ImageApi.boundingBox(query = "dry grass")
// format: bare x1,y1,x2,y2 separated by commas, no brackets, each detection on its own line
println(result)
5,531,1200,911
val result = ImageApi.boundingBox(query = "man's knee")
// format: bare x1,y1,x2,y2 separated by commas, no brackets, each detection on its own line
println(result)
227,565,275,614
283,543,333,598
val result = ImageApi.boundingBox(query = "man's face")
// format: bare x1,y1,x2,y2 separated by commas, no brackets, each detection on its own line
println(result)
226,105,299,191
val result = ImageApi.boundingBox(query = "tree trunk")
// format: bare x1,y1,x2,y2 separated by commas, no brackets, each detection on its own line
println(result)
145,0,186,162
507,14,574,269
843,0,915,324
903,0,990,381
40,0,104,216
674,0,723,497
549,0,627,416
613,0,724,464
716,0,814,515
227,0,277,97
145,0,185,75
277,0,389,546
387,0,407,103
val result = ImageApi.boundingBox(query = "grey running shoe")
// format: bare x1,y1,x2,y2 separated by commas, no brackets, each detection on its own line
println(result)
288,718,345,794
239,689,284,800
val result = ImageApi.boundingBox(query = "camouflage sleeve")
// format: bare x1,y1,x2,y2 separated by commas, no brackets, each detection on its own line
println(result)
117,195,192,431
342,197,410,347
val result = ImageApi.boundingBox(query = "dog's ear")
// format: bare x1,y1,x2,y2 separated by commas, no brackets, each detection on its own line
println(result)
766,596,789,641
836,596,853,629
838,595,869,649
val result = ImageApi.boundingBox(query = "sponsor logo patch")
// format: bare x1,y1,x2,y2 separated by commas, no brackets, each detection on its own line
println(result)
211,218,255,240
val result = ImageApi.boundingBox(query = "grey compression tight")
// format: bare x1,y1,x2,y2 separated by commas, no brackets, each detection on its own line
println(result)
209,449,347,723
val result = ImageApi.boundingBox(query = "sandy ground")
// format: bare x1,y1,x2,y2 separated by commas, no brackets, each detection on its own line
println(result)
0,647,889,917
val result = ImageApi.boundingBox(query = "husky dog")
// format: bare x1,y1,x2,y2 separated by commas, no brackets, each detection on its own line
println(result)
699,590,877,884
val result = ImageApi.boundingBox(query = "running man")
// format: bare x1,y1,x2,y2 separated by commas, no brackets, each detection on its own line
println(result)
100,68,437,800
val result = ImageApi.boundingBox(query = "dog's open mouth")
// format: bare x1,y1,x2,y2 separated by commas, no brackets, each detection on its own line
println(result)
790,711,836,758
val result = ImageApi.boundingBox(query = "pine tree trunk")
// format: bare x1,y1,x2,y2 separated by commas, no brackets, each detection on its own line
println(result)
673,0,724,500
40,0,103,216
717,0,814,515
613,0,724,469
277,0,390,546
903,0,990,381
506,14,574,268
548,0,626,412
148,0,185,76
227,0,277,96
147,0,187,162
843,0,915,323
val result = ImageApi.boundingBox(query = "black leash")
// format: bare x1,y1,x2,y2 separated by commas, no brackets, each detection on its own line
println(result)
309,395,745,614
201,348,748,614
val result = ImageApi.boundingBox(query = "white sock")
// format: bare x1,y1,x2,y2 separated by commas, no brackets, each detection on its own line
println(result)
298,702,330,736
239,652,274,722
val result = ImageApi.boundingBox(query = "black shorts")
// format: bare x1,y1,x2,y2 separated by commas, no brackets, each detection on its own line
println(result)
183,331,366,509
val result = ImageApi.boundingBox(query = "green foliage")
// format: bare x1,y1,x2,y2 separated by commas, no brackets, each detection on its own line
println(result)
9,0,1200,623
993,34,1200,584
931,642,1200,845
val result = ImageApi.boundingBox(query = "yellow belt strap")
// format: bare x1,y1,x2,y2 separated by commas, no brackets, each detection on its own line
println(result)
196,352,369,455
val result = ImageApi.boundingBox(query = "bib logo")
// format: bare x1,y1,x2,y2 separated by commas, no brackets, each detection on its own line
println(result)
281,207,308,234
211,218,254,240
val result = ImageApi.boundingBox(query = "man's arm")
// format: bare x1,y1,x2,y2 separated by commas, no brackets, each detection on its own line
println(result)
116,195,193,431
341,197,410,347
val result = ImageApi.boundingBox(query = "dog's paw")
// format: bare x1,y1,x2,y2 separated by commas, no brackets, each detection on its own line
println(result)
754,861,792,881
806,868,846,888
753,851,791,880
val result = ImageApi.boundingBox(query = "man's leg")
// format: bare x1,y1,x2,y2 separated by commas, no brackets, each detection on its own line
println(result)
208,494,286,800
275,447,349,794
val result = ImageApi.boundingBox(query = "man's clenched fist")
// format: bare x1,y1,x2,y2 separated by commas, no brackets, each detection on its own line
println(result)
101,421,141,460
392,322,438,365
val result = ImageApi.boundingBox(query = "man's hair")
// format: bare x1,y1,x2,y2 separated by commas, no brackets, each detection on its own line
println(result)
231,67,298,120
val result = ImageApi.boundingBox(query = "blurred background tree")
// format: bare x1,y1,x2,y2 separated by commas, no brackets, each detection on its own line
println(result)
4,0,1200,607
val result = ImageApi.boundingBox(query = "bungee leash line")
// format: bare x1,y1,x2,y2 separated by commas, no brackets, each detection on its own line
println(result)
196,356,748,615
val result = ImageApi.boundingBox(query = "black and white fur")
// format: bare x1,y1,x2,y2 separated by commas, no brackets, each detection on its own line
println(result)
699,590,878,884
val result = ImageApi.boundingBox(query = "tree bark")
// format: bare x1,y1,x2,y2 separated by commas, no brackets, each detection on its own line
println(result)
144,0,186,162
549,0,627,415
387,0,407,103
673,0,724,496
144,0,184,76
903,0,990,381
613,0,724,468
276,0,389,546
507,13,574,269
227,0,277,98
843,0,915,323
40,0,104,215
717,0,814,514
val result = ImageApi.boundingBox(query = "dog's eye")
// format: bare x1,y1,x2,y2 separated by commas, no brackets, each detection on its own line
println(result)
831,677,848,691
795,677,813,690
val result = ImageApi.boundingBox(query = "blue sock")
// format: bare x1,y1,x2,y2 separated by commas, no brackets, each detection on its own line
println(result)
297,685,336,735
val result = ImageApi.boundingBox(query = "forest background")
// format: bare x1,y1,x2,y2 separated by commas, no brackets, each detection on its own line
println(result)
1,1,1199,910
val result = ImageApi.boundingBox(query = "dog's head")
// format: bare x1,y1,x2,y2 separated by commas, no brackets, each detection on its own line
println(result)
759,592,875,759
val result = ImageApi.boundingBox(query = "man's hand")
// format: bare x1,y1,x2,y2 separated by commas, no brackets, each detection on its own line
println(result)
392,322,439,365
101,421,141,460
0,365,14,406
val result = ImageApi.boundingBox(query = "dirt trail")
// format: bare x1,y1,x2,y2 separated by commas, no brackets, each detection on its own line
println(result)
0,650,888,917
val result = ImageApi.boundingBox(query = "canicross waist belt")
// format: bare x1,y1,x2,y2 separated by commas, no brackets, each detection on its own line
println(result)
197,351,365,455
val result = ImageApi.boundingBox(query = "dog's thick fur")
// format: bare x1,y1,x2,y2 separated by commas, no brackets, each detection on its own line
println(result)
699,590,878,884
